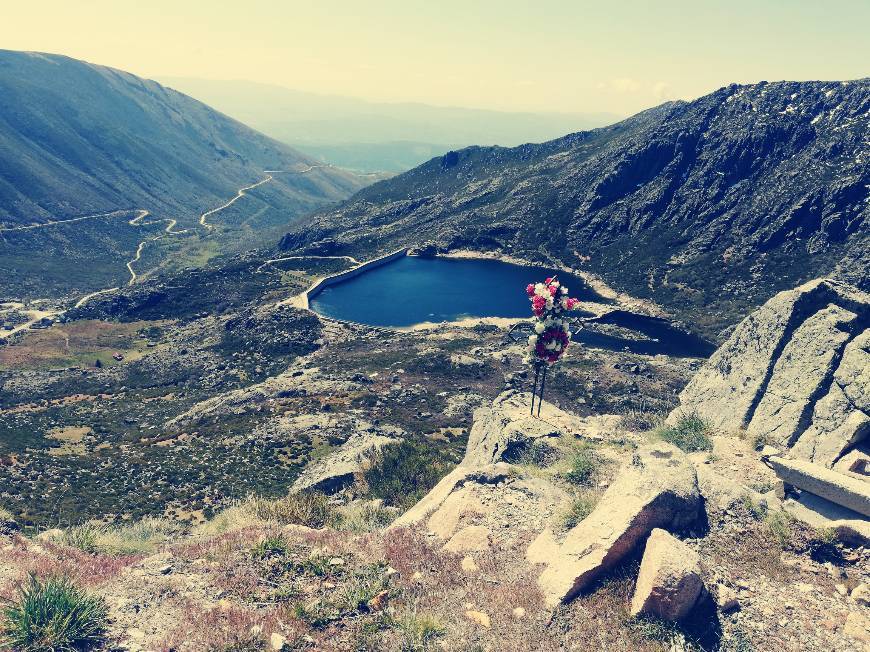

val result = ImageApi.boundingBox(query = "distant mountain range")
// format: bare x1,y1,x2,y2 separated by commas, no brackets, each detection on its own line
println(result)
0,50,365,297
157,77,622,173
281,79,870,338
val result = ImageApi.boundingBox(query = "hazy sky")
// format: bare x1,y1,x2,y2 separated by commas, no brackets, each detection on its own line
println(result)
2,0,867,115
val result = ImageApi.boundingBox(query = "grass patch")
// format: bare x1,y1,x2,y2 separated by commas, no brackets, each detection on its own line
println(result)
332,501,396,532
563,492,599,529
364,441,454,510
765,510,795,549
655,414,713,453
60,518,184,556
1,575,108,651
201,492,334,535
249,492,333,528
564,446,604,486
396,610,445,651
628,614,700,650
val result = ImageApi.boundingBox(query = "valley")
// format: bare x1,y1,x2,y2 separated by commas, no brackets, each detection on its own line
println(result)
0,41,867,652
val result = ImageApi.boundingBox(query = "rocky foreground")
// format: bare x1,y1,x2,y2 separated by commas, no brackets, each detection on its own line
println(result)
1,277,868,651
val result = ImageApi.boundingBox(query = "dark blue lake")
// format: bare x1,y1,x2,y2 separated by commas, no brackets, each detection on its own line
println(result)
309,255,714,357
309,256,605,327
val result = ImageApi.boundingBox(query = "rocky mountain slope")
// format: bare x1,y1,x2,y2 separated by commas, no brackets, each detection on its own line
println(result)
0,50,364,297
281,79,869,338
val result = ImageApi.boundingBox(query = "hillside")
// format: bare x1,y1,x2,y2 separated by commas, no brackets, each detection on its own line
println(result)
281,80,869,338
0,50,364,298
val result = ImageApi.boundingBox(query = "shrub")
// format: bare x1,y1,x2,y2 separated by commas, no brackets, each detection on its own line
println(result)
564,446,603,486
1,575,108,651
364,441,453,510
656,414,713,452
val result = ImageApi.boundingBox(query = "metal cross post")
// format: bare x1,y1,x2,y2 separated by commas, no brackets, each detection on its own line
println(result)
529,360,548,417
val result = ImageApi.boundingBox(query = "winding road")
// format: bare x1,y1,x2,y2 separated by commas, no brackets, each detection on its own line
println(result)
4,164,336,312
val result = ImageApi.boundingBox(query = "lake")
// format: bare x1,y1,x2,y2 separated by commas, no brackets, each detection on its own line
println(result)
309,255,606,327
309,255,713,357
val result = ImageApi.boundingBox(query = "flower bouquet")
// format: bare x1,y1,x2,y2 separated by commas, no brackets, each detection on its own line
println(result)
525,277,580,365
524,276,581,416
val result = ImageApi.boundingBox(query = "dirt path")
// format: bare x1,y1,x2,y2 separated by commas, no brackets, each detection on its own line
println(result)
0,209,139,232
256,254,361,273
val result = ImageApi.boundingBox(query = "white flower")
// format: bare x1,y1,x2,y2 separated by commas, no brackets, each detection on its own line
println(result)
528,335,538,347
534,322,545,334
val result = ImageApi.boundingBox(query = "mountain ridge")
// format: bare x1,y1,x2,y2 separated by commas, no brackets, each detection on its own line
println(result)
281,79,869,337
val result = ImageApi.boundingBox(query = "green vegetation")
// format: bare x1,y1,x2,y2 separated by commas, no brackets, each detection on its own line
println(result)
251,535,291,560
564,446,604,486
248,492,333,529
765,510,795,549
655,414,713,453
364,441,454,510
1,575,108,651
60,518,183,556
564,493,599,528
396,610,445,651
628,615,700,651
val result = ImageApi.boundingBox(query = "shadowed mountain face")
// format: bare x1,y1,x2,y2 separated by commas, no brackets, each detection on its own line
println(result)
0,50,365,297
282,80,869,338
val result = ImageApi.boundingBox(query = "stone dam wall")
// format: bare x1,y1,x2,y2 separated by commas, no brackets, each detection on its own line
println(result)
300,248,409,310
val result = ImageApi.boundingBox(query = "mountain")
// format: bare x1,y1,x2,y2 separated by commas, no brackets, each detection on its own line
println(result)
281,79,870,338
0,50,365,297
157,77,622,173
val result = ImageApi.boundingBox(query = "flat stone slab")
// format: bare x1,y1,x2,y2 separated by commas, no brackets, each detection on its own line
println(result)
767,455,870,517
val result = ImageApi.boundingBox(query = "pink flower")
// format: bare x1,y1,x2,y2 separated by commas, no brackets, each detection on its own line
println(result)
549,285,558,296
526,283,535,297
545,277,552,284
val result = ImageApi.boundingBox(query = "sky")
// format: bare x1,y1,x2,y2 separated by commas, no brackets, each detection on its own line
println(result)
1,0,868,115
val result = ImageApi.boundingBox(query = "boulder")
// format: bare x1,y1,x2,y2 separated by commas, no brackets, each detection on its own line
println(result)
392,392,577,542
393,462,570,554
670,279,869,467
444,525,491,553
630,529,704,621
533,442,702,606
291,426,401,494
747,303,858,448
463,391,582,468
